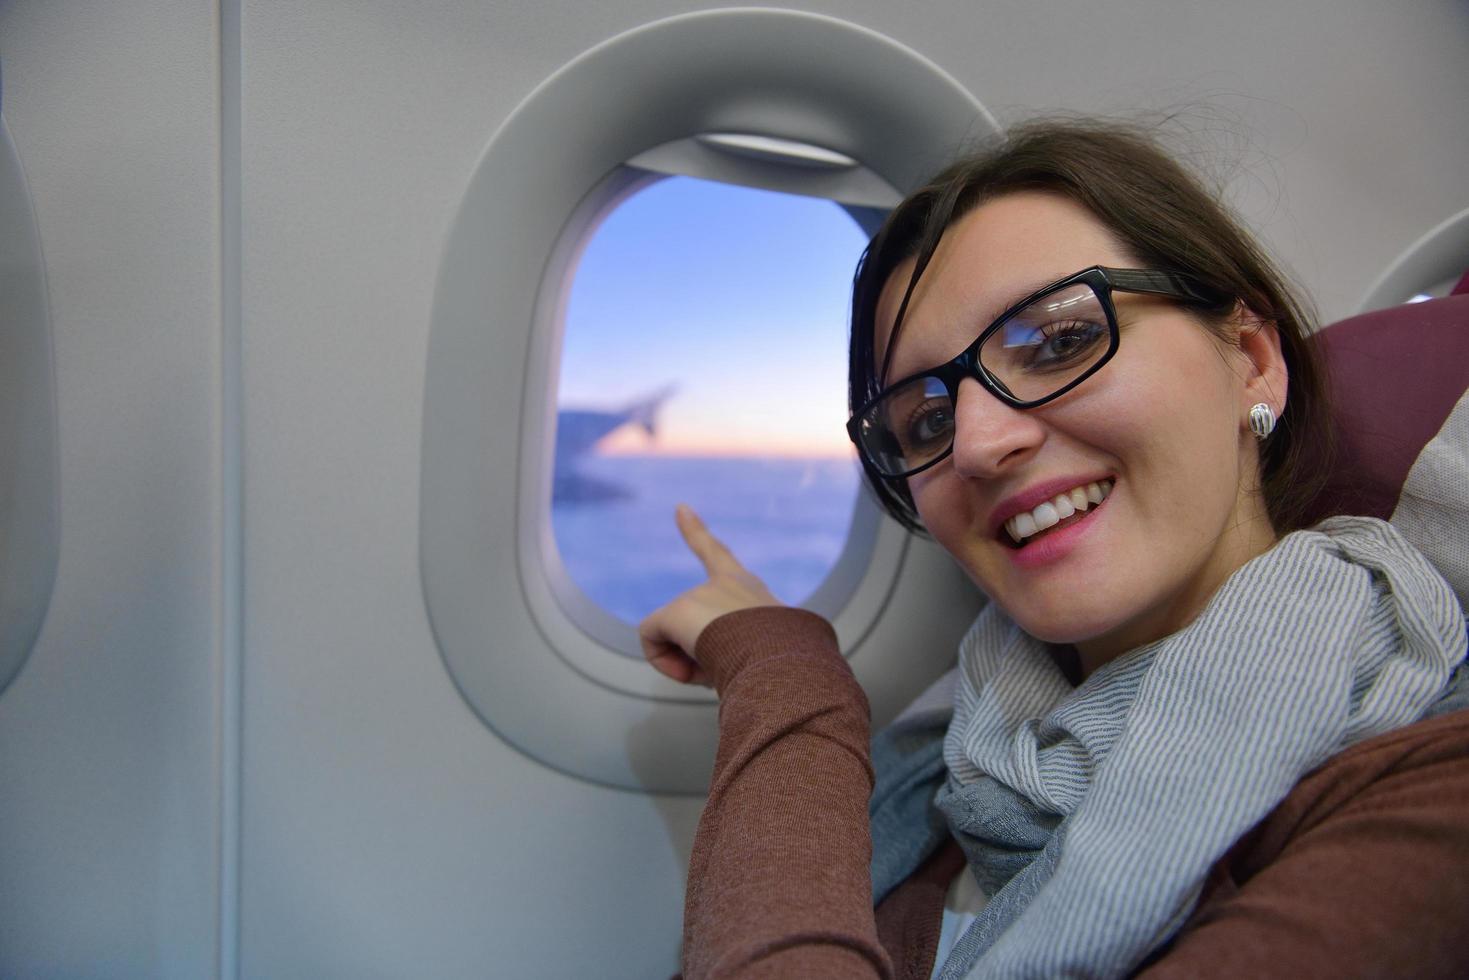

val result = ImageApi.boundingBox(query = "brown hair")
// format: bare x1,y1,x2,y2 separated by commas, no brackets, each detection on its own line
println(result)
849,118,1332,535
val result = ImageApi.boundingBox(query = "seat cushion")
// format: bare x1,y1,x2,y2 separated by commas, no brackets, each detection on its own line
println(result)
1305,294,1469,525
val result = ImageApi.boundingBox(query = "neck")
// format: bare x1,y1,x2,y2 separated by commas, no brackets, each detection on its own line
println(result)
1073,508,1280,679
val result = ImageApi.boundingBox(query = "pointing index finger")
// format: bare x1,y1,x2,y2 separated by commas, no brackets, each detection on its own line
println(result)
675,504,738,576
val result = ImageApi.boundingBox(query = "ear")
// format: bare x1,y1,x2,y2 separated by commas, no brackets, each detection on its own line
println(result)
1234,307,1289,426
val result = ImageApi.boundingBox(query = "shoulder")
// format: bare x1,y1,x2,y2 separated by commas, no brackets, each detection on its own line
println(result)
1142,709,1469,978
1303,703,1469,799
1237,707,1469,875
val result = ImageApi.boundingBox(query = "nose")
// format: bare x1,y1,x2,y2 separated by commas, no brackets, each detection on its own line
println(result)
949,377,1046,479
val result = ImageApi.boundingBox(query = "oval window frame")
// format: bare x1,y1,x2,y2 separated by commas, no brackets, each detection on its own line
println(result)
0,111,60,698
421,8,997,791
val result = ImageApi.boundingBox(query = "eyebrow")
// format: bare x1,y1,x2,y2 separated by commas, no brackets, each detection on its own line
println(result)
885,272,1065,383
981,273,1073,323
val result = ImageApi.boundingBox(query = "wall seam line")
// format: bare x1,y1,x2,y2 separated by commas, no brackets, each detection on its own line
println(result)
217,0,244,976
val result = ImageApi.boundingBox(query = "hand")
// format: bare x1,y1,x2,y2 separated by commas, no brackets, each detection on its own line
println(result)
638,504,783,686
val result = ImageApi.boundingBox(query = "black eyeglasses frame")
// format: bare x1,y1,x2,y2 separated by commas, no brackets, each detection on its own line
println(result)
846,265,1227,480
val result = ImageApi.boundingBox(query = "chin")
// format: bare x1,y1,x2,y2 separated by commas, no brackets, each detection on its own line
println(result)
1002,602,1121,649
1020,623,1108,647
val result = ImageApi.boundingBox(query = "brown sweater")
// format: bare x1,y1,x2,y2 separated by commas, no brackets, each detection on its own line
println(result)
681,607,1469,980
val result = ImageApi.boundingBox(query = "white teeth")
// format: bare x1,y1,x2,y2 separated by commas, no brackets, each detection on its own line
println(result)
1004,479,1114,545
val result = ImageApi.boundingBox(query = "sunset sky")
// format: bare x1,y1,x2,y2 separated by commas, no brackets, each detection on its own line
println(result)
557,174,870,459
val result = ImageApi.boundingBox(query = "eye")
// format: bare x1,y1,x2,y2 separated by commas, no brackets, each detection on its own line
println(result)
902,398,954,451
1027,319,1107,370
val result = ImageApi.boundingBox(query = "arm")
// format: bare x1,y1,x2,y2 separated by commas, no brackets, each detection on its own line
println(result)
1136,710,1469,979
636,507,890,979
680,607,892,979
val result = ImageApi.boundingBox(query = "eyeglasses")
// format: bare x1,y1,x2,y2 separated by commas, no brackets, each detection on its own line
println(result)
847,266,1225,479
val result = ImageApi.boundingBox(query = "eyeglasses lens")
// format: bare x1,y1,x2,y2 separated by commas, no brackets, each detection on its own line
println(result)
860,282,1112,476
978,282,1111,402
858,375,951,476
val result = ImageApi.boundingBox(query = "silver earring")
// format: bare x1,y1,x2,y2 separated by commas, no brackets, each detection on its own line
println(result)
1248,402,1276,439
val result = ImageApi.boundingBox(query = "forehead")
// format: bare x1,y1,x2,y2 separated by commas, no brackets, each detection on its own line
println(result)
875,191,1133,379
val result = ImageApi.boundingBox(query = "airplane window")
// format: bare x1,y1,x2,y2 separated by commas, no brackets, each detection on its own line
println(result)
421,5,991,786
552,174,870,626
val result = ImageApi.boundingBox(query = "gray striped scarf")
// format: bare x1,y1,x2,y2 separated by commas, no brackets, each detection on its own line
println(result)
869,516,1467,979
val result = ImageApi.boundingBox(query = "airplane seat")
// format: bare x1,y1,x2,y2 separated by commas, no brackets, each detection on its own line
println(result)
1305,291,1469,607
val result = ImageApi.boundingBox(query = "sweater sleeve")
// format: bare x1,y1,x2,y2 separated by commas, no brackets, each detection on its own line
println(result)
680,606,893,980
1136,708,1469,980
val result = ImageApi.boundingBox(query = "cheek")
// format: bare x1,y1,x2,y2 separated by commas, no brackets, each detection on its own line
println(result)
1089,353,1247,510
909,470,976,548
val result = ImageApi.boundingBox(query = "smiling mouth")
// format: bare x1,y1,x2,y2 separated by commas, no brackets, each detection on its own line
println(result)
1002,479,1113,548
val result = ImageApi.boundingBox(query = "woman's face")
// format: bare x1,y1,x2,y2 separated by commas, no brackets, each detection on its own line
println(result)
877,192,1286,673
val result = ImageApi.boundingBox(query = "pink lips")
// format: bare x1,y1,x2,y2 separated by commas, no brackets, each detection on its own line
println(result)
988,473,1115,540
1005,494,1108,568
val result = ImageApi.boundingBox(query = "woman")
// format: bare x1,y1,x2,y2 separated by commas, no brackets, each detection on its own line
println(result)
639,121,1469,979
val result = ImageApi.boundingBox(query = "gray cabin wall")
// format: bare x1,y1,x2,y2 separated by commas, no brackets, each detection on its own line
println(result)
0,1,224,975
0,1,1466,977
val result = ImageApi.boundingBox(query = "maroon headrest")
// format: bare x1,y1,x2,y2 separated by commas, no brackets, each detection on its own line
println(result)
1304,293,1469,525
